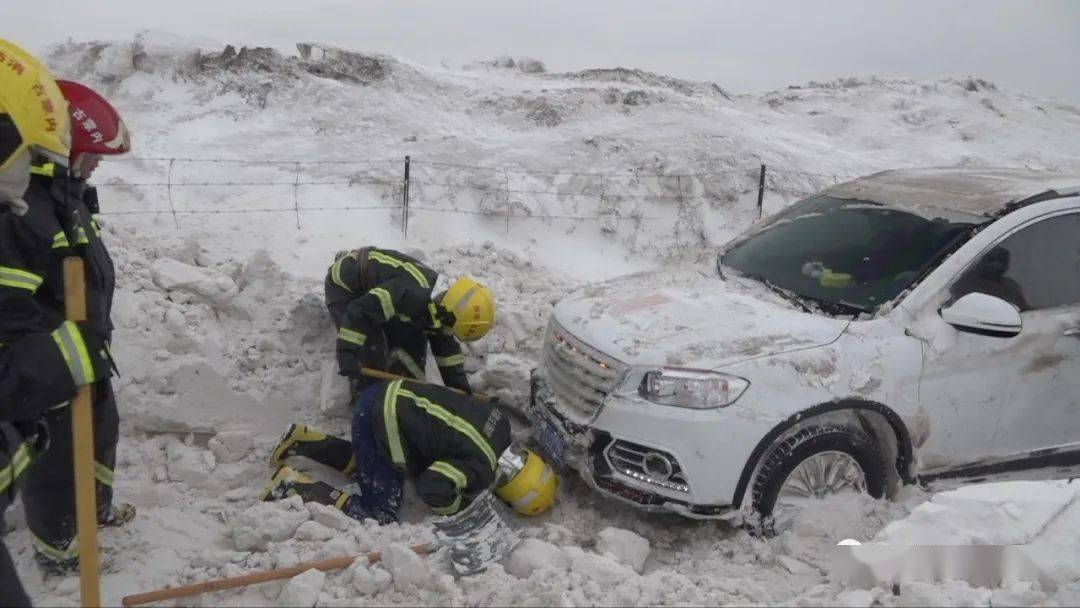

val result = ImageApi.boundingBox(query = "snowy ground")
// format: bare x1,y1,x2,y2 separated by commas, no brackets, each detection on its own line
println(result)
6,31,1080,606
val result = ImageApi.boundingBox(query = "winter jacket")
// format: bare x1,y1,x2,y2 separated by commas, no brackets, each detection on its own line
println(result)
370,379,510,515
0,163,116,493
324,247,470,393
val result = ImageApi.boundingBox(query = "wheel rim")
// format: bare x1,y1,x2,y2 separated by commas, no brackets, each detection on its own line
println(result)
772,451,867,529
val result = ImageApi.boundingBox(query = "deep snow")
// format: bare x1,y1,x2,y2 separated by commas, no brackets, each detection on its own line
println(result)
4,31,1080,606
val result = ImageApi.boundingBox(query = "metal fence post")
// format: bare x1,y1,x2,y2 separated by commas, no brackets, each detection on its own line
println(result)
504,169,511,234
166,158,179,229
402,155,411,238
756,163,767,219
293,162,302,229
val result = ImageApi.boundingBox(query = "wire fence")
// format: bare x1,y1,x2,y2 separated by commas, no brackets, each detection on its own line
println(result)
93,155,853,234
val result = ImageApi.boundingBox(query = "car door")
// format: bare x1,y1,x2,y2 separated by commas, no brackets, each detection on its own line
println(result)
911,210,1080,473
975,212,1080,459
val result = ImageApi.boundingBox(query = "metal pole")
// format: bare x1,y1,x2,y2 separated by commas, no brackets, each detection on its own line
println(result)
757,164,766,219
402,156,411,239
293,162,302,229
504,170,511,234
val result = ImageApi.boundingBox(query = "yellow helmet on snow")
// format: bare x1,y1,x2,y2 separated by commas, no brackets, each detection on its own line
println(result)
0,39,71,172
495,447,558,516
440,276,495,343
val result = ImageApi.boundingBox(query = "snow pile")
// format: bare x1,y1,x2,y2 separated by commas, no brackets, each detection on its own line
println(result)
3,31,1079,607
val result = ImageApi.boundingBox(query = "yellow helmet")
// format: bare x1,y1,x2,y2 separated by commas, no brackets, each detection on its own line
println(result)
494,447,558,516
0,40,71,172
440,276,495,342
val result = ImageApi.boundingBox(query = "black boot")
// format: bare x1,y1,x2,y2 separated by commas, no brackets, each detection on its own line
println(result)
270,424,354,473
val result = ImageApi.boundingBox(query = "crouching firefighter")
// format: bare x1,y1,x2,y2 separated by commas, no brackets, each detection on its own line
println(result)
1,49,135,577
325,247,495,395
263,379,558,522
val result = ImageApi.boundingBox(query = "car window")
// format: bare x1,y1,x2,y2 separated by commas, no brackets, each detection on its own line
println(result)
951,213,1080,312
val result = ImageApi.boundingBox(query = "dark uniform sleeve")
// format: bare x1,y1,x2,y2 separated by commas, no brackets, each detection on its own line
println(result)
428,331,470,393
415,457,492,516
0,220,79,419
336,276,435,376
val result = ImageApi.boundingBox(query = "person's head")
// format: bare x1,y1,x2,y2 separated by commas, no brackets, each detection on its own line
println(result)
0,39,71,202
494,442,558,516
439,276,496,343
56,80,132,179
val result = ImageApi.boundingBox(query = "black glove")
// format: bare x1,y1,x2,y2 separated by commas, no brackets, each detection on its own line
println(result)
431,303,456,331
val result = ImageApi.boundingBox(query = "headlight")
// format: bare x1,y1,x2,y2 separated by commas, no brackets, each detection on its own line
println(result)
639,368,749,409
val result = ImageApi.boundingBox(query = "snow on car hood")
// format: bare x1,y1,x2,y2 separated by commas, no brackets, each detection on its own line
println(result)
552,268,849,368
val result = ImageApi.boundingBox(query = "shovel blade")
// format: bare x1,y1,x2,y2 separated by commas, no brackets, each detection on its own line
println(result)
433,491,520,576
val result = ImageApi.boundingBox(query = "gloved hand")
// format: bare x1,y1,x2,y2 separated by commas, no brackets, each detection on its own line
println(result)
431,302,456,331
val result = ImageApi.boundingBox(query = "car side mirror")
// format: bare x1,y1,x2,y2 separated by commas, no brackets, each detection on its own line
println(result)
940,292,1022,337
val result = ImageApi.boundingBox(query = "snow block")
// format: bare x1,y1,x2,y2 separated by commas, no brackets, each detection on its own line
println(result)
208,431,254,464
308,502,356,532
151,257,238,309
506,538,567,578
232,501,310,551
381,543,429,591
876,481,1075,545
597,527,650,573
278,568,325,607
164,438,216,485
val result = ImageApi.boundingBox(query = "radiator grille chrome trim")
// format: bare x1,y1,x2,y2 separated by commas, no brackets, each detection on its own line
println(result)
542,319,627,423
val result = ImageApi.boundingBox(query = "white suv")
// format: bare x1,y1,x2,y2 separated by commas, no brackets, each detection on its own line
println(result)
529,168,1080,526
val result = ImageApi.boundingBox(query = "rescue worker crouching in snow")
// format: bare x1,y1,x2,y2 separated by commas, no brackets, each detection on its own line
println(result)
262,379,558,522
325,246,495,395
0,42,135,580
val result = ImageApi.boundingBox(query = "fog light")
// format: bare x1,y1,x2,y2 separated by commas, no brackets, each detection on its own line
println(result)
643,452,673,481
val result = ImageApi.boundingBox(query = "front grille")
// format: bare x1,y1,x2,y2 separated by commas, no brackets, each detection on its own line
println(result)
542,319,627,423
604,439,689,493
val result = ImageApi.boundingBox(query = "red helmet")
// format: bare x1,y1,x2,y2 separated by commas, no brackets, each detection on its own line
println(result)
56,80,131,179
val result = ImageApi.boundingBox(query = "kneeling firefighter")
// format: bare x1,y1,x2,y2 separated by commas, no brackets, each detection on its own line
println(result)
263,379,557,522
325,247,495,395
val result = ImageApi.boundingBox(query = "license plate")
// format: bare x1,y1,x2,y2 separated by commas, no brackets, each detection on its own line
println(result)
532,414,567,468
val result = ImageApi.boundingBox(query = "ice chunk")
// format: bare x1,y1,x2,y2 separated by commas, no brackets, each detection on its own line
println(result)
597,527,650,573
208,431,254,464
277,568,325,607
231,501,310,551
506,537,567,578
352,562,392,595
295,520,335,542
308,502,356,532
151,258,238,309
164,438,216,485
381,543,429,591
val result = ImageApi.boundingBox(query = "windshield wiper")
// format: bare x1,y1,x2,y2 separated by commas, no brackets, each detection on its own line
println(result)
796,294,870,317
740,273,815,314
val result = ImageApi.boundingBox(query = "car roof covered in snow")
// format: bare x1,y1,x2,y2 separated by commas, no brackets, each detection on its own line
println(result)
822,168,1080,218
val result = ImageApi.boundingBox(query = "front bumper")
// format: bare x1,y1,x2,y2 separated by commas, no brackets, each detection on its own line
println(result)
529,368,737,519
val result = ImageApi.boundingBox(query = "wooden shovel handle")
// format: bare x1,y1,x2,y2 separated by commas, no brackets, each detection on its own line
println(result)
121,543,434,606
359,367,490,403
65,257,102,608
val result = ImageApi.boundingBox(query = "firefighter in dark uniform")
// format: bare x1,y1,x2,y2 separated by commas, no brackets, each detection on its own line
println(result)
1,46,134,582
1,38,79,605
263,379,558,522
325,247,495,394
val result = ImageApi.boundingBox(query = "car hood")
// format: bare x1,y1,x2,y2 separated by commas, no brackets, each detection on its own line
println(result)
552,268,849,369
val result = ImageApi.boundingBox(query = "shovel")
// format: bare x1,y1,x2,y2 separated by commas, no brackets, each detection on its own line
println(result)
121,491,519,605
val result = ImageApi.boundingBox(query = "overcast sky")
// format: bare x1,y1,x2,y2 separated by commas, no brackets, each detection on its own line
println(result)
9,0,1080,101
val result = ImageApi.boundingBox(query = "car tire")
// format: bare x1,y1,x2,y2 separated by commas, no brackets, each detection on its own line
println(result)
751,423,887,534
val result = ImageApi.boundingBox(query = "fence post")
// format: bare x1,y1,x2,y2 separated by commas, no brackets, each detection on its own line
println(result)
166,158,179,229
756,163,767,219
293,162,302,229
402,155,411,238
504,169,511,234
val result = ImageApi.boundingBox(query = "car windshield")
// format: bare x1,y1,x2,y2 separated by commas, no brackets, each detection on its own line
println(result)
719,195,981,316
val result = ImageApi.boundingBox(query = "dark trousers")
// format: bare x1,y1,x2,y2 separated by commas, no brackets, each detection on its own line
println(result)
21,381,118,562
1,443,32,607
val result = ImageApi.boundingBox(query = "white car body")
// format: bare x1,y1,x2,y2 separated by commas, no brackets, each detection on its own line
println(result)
529,168,1080,519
